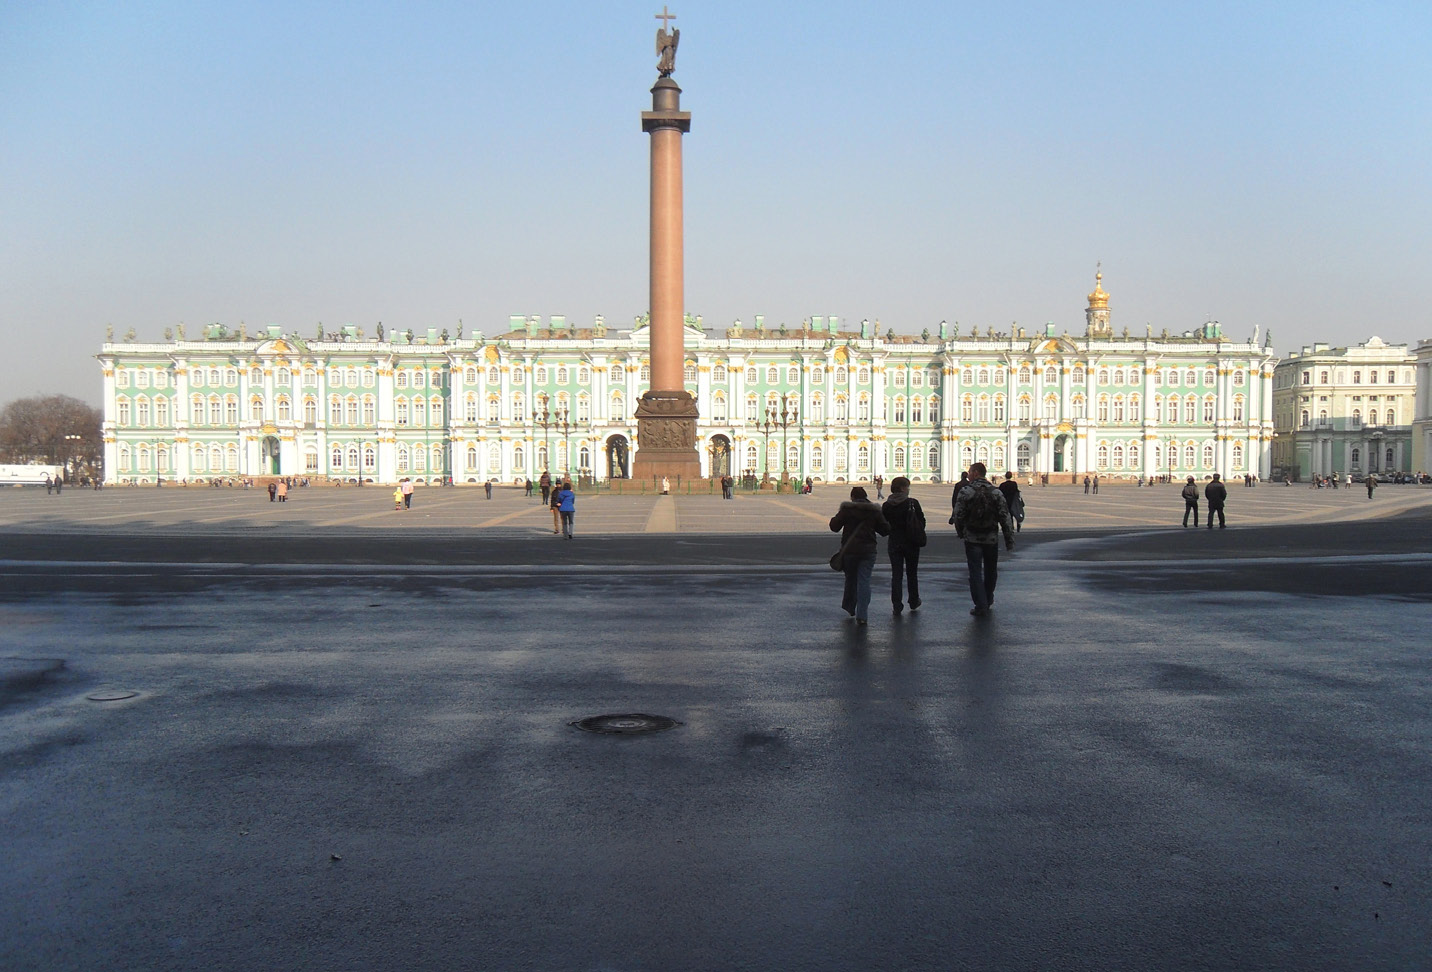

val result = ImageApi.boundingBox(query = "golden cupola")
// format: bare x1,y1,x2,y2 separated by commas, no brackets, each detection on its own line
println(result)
1087,268,1110,310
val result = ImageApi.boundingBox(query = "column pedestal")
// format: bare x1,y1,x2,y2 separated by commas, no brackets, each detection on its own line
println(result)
634,390,702,480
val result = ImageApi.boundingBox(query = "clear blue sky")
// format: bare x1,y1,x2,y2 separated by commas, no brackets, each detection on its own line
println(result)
3,1,1429,405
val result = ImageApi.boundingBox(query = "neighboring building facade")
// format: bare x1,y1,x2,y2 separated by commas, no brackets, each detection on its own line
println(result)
1271,337,1415,481
98,274,1277,485
1412,338,1432,477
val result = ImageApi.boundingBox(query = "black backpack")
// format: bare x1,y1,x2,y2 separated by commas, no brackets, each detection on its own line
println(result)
962,484,1002,532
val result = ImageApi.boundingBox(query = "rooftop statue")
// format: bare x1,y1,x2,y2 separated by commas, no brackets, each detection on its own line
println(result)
655,7,679,76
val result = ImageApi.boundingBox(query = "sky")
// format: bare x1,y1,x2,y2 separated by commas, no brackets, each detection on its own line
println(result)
3,1,1430,406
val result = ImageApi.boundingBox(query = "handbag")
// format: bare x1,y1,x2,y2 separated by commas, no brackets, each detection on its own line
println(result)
829,522,867,571
910,498,928,548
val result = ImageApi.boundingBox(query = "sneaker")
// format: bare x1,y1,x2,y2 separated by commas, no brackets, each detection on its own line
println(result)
909,600,921,611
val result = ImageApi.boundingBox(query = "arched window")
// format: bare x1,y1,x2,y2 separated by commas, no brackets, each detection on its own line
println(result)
579,444,591,468
835,367,848,384
1387,409,1396,425
250,397,263,422
788,366,799,384
1098,369,1110,385
1097,443,1109,467
684,363,697,383
464,367,478,385
1018,366,1032,385
1017,442,1031,471
835,442,848,470
1111,443,1124,468
1184,443,1197,469
1129,442,1140,467
1203,397,1216,423
1300,409,1310,427
993,396,1006,423
767,366,779,384
1018,397,1031,423
277,397,291,421
712,393,728,422
961,368,973,384
1097,396,1110,422
894,445,907,467
857,443,870,471
514,445,526,471
713,364,727,382
640,365,651,383
928,443,939,471
304,398,317,424
812,444,823,472
746,367,758,384
1351,447,1361,464
857,395,870,422
977,395,991,423
977,368,990,385
1351,409,1362,427
557,366,569,385
466,445,478,471
610,391,625,420
1233,396,1245,422
396,401,409,426
363,445,375,471
912,398,924,423
1202,442,1215,468
961,396,974,423
397,371,409,389
745,444,758,470
835,397,849,422
1232,442,1244,469
1044,395,1058,419
858,367,870,384
1072,367,1086,384
893,397,907,424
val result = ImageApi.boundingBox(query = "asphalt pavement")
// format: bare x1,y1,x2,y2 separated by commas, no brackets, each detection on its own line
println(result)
1,485,1429,971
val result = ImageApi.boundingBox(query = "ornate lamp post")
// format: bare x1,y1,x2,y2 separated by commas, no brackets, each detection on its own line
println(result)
63,433,81,483
533,393,552,475
760,405,775,484
555,405,573,477
777,402,798,489
1167,435,1175,484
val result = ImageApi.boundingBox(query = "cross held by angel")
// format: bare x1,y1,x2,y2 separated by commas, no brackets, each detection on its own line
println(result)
655,6,679,76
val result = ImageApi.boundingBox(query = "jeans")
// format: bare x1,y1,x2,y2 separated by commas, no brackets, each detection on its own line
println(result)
1183,500,1199,526
842,555,876,621
889,543,920,608
964,541,1000,610
560,510,574,538
1206,505,1224,528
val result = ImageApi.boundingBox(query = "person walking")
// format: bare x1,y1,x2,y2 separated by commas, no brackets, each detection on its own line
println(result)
874,474,884,500
484,480,493,500
998,471,1024,533
267,481,277,502
539,472,552,505
1083,475,1091,494
392,484,404,511
276,480,288,503
557,481,576,539
1366,473,1378,499
1205,473,1228,528
1092,474,1100,494
881,476,926,614
829,486,890,625
949,470,971,523
401,478,415,510
1181,476,1200,527
952,462,1014,617
549,479,563,534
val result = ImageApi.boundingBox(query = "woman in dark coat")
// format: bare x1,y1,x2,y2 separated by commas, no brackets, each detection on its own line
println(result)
829,486,890,625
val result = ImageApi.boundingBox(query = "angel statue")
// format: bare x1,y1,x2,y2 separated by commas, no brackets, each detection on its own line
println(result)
655,8,679,76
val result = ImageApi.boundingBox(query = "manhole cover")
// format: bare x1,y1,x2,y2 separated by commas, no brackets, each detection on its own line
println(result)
571,714,680,735
86,690,138,702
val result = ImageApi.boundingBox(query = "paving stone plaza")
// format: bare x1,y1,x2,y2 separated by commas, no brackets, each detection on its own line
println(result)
2,483,1430,971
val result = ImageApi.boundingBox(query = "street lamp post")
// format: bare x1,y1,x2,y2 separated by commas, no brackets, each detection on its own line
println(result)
777,403,798,490
63,433,81,483
1167,436,1175,484
555,406,573,478
760,406,775,485
533,393,551,477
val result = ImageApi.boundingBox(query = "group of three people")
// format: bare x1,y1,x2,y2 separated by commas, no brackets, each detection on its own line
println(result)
830,462,1018,623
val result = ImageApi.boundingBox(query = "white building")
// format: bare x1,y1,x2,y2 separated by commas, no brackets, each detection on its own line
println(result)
1272,337,1416,480
99,273,1277,485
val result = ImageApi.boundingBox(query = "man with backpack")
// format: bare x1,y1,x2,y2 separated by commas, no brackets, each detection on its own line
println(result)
951,462,1014,617
881,476,926,614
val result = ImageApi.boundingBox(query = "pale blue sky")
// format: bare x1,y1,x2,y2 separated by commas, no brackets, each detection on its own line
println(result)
3,1,1429,404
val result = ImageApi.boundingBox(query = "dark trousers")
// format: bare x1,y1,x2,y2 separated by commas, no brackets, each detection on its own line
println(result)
964,541,1000,610
1207,504,1225,528
403,493,412,509
1183,500,1199,526
889,543,921,608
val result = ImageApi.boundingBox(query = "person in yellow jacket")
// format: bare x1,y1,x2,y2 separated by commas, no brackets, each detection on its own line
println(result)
393,485,404,510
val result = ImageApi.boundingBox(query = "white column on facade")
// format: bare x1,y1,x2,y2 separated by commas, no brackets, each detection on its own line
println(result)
945,355,960,477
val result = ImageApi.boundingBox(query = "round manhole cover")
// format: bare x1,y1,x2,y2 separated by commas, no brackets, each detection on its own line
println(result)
571,714,680,735
86,690,138,702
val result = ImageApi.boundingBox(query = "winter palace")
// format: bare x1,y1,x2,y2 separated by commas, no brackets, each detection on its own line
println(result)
98,273,1279,486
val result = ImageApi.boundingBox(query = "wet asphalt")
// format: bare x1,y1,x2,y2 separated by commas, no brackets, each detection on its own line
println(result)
1,497,1430,971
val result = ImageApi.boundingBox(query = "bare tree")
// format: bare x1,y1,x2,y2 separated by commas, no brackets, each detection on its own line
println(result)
0,395,103,478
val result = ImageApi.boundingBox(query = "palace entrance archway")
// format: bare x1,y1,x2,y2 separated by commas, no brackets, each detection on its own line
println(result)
262,436,281,476
606,435,630,479
708,435,731,478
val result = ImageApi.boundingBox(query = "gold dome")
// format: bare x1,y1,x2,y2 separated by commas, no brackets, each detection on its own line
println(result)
1087,267,1109,310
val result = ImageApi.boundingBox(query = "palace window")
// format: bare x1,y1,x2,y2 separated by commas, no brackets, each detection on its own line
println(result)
788,366,799,384
746,367,758,384
928,442,939,470
1184,444,1196,468
346,397,359,425
156,400,169,426
1184,398,1197,423
1112,443,1124,468
767,367,779,384
396,401,409,426
557,366,569,384
277,397,291,421
397,372,409,389
977,396,990,423
978,368,990,386
577,396,590,422
685,363,697,383
713,364,727,382
836,367,848,384
1072,367,1085,384
1044,395,1058,419
858,367,870,384
1232,443,1244,469
1097,444,1109,467
811,445,823,472
746,395,759,422
858,395,870,422
1233,397,1245,422
363,446,375,471
1018,366,1032,385
641,365,651,383
912,370,925,388
812,368,823,385
961,396,974,423
857,443,870,471
1202,443,1215,468
835,397,848,422
304,399,317,424
1043,367,1057,384
1203,397,1215,423
209,398,222,424
1203,370,1215,385
1098,396,1110,422
809,393,823,422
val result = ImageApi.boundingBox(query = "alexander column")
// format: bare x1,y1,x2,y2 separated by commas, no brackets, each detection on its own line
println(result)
632,6,702,482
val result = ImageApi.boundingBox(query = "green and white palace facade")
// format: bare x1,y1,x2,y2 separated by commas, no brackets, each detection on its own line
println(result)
98,275,1278,486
